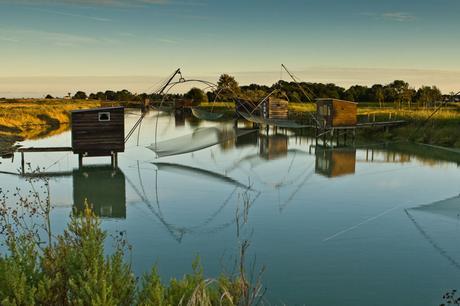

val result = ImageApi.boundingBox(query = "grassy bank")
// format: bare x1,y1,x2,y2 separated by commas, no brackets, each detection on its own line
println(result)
0,99,113,154
357,107,460,148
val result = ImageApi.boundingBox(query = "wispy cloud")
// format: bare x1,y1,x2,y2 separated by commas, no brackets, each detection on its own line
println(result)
0,27,116,47
382,12,416,22
361,11,416,23
26,7,110,22
0,36,19,43
157,38,178,44
0,0,193,7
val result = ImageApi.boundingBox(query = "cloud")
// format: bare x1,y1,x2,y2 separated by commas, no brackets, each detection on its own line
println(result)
26,7,111,21
0,0,192,7
157,38,178,44
361,11,416,23
0,27,116,46
0,36,19,43
381,12,416,22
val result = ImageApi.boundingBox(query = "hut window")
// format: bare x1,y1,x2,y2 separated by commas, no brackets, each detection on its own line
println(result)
98,112,110,122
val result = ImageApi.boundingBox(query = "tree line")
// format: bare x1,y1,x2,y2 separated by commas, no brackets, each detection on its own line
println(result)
51,74,455,108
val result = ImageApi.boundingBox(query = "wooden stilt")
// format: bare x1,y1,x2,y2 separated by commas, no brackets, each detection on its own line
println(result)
78,154,83,168
21,152,25,174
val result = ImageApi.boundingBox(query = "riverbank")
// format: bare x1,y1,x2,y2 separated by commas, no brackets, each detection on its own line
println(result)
0,99,111,154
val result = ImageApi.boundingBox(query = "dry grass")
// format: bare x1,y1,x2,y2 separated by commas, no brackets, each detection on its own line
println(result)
0,99,103,141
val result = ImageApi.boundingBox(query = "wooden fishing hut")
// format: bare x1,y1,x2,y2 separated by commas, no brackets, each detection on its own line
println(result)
316,98,357,129
315,98,357,146
71,106,125,167
262,97,289,119
315,147,356,178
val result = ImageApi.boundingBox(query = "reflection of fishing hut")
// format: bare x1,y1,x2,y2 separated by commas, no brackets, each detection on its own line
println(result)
262,97,289,119
174,108,186,127
235,130,259,148
260,134,288,160
71,107,125,167
315,98,357,146
73,166,126,219
315,147,356,178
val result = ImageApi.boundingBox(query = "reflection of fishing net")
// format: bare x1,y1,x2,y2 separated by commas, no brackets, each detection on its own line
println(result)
147,127,256,158
153,162,251,189
191,107,224,120
238,110,314,128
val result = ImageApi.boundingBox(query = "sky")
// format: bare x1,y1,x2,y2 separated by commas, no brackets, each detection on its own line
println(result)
0,0,459,97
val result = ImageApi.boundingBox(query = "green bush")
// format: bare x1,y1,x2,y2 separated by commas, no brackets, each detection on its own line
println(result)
0,177,264,306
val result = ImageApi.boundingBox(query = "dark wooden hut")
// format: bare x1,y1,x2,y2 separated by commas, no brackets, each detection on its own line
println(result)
262,97,289,119
316,98,357,129
71,106,125,165
315,147,356,178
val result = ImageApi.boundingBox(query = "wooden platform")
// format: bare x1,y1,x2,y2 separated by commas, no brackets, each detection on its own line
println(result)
18,147,72,153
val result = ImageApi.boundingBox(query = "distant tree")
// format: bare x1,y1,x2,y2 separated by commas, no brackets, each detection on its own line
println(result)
116,89,135,101
344,85,369,102
45,94,54,99
216,74,241,101
415,86,442,108
371,85,385,107
73,91,87,100
184,87,208,102
104,90,117,101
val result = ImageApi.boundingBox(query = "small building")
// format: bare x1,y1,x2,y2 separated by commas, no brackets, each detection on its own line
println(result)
316,98,357,129
315,147,356,178
262,97,289,119
71,106,125,165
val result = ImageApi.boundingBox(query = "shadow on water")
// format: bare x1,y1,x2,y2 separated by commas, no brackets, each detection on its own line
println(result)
73,166,126,219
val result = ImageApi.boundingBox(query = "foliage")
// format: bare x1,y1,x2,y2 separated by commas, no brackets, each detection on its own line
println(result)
73,91,88,100
441,290,460,306
0,176,265,306
184,87,208,103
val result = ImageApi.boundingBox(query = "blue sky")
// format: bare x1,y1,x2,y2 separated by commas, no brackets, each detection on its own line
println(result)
0,0,459,96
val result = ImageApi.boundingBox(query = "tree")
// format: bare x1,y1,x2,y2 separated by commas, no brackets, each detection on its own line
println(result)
72,91,87,100
371,85,385,107
184,87,208,102
104,90,117,101
45,94,54,99
415,86,442,108
216,74,240,101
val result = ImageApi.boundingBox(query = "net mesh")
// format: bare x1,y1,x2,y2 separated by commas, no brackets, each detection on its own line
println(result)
238,111,314,128
191,107,224,120
147,127,256,158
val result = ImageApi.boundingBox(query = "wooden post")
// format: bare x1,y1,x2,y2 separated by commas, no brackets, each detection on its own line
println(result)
21,152,25,175
315,127,318,146
78,154,83,168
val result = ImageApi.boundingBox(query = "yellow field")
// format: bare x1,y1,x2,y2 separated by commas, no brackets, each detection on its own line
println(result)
0,99,103,141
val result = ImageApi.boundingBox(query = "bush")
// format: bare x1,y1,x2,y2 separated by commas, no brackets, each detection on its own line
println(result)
0,176,264,305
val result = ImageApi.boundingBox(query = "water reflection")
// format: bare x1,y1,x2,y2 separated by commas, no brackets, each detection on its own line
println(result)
73,166,126,219
2,109,460,306
315,147,356,178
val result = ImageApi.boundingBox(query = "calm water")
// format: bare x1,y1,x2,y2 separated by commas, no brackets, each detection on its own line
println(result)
1,109,460,305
